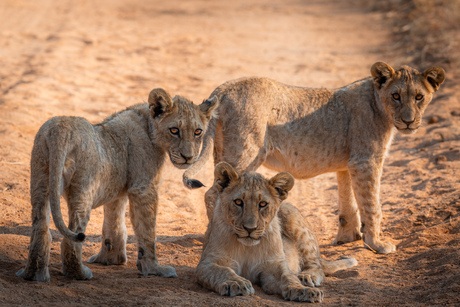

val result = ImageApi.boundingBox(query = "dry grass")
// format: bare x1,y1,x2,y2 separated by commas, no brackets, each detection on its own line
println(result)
365,0,460,69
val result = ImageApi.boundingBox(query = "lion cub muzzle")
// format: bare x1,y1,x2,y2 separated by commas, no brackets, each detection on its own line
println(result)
394,119,419,134
233,219,263,245
169,151,197,168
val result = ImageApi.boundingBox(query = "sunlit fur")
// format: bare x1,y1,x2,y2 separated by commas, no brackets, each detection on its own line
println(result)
381,66,438,135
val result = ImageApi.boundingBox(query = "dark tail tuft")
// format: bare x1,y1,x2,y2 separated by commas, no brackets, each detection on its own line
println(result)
77,233,86,241
185,179,205,189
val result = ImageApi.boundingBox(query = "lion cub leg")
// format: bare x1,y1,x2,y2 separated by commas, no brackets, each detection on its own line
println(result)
348,161,396,253
88,197,128,265
61,202,93,280
16,171,52,282
128,188,177,278
279,203,325,287
333,170,362,245
196,259,255,297
260,261,323,303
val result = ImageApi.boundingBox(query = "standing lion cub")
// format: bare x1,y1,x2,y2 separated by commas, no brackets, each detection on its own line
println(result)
197,162,357,302
16,88,218,282
184,62,445,254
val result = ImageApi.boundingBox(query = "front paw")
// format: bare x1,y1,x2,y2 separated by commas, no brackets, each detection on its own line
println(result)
87,239,127,265
333,217,362,245
16,266,50,282
136,257,177,278
363,237,396,254
283,284,323,303
298,268,325,287
63,264,93,280
218,277,254,297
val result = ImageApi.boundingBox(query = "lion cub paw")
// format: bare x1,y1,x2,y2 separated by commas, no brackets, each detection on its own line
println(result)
87,240,127,265
63,264,93,280
283,285,323,303
334,224,362,245
364,239,396,254
298,268,325,287
16,266,50,282
136,257,177,278
88,252,127,265
218,277,255,297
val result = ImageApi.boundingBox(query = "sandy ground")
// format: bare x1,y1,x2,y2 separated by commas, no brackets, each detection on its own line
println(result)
0,0,459,305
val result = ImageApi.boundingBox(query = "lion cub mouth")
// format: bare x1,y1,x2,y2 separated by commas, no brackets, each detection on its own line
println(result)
235,232,262,246
395,125,418,135
169,155,196,169
171,160,193,169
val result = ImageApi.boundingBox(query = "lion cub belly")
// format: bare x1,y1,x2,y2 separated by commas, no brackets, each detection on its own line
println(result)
264,147,348,179
62,153,126,209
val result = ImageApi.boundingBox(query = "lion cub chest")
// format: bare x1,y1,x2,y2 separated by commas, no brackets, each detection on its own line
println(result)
217,223,286,284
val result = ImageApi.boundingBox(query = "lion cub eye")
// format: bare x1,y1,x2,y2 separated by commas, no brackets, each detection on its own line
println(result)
169,128,179,135
234,199,244,207
194,129,203,136
415,94,424,101
392,93,401,100
259,201,268,208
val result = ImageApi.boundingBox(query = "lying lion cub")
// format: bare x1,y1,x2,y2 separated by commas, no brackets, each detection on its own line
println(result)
196,162,357,303
16,88,218,282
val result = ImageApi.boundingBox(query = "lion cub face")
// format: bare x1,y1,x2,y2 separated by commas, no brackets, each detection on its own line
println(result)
148,89,218,169
371,62,445,135
213,162,294,246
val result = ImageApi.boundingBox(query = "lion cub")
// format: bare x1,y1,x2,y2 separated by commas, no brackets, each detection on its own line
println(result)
196,162,357,303
185,62,446,254
16,88,218,282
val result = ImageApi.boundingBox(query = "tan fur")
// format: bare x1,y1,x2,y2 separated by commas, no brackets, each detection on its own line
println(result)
196,162,357,302
16,89,218,282
185,62,445,254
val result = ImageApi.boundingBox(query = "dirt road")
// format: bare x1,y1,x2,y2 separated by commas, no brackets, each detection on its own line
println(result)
1,0,459,305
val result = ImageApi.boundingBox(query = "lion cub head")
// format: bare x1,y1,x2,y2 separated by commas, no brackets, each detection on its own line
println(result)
148,88,218,169
371,62,445,134
213,162,294,246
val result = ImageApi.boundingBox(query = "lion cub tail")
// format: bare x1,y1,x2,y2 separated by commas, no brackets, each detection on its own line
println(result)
320,257,358,275
182,116,218,189
48,132,86,242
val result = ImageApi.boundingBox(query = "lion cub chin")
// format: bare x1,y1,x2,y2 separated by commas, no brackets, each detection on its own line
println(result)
196,162,358,302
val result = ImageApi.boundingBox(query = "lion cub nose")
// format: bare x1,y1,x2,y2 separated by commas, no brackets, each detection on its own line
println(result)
401,118,415,125
243,225,257,235
180,153,193,162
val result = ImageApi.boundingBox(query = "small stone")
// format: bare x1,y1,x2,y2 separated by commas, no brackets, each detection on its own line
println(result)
435,155,447,164
427,115,440,124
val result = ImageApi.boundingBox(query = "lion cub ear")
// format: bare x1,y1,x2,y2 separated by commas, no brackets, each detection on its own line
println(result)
214,162,239,192
423,67,446,92
148,88,174,119
269,172,294,201
199,96,219,119
371,62,395,89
